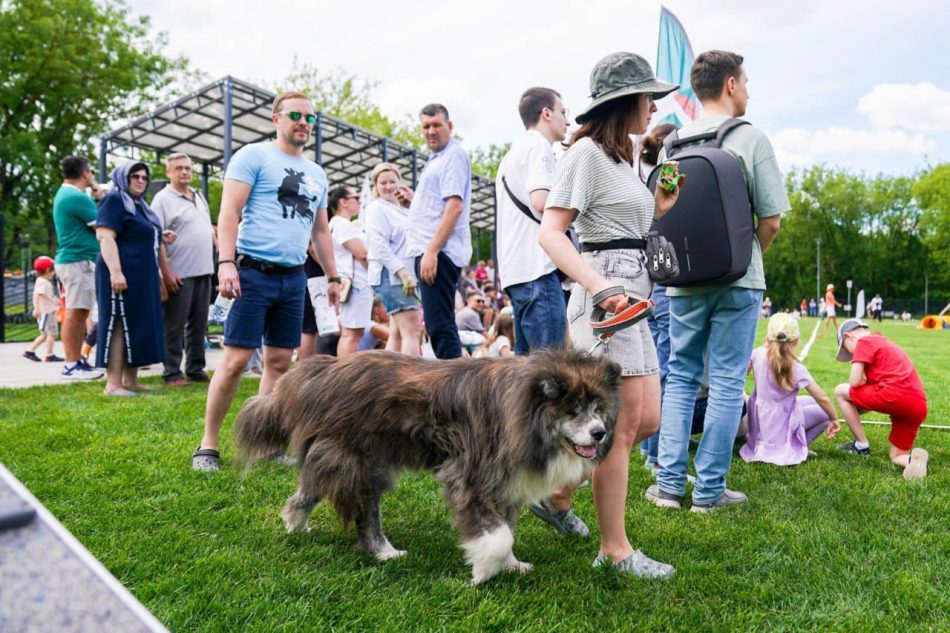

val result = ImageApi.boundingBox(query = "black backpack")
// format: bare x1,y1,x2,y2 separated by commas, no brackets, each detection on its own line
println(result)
646,118,755,287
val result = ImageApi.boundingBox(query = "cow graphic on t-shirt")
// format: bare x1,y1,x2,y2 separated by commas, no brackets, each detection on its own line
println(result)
277,168,317,223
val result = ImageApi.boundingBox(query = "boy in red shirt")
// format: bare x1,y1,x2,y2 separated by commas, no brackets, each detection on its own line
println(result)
832,319,928,479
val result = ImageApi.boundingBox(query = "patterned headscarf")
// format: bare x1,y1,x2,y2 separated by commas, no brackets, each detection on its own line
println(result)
108,161,161,227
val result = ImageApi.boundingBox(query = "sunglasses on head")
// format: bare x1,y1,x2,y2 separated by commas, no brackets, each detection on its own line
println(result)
281,110,317,125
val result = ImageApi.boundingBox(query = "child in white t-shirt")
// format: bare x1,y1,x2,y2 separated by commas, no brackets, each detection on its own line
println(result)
24,256,63,363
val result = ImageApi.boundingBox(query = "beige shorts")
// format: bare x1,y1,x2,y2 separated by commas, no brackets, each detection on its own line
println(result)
568,248,658,377
57,260,96,311
39,313,58,337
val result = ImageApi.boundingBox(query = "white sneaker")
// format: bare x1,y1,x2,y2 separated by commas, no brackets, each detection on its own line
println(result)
61,362,104,381
903,448,928,480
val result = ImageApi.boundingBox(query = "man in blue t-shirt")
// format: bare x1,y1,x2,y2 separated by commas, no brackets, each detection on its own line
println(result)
192,91,340,472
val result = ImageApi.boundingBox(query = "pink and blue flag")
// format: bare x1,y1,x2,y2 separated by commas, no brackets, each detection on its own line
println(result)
653,6,701,128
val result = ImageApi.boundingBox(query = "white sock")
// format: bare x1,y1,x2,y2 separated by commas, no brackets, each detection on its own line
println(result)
854,440,870,450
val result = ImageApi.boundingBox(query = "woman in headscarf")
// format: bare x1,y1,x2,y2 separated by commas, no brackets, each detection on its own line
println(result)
95,161,164,396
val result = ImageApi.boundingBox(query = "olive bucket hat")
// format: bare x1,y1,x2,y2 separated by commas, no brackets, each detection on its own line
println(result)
575,52,679,124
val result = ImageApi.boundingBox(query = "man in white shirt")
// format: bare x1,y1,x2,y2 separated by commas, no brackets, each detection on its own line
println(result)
496,87,589,538
495,87,570,355
406,103,472,359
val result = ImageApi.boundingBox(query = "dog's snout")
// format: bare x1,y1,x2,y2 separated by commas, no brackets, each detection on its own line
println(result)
591,427,606,442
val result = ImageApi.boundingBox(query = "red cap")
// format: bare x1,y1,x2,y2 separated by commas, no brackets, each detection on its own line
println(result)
33,256,55,274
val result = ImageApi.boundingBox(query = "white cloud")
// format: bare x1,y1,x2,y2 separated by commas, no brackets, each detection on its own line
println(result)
772,127,936,170
857,82,950,133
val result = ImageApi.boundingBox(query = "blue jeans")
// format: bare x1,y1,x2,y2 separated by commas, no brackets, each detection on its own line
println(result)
641,284,670,462
657,287,762,503
415,252,462,359
506,270,567,356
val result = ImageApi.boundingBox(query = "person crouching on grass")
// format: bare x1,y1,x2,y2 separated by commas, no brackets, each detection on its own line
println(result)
834,319,929,480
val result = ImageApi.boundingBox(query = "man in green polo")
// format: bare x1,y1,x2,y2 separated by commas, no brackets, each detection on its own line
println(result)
53,155,105,380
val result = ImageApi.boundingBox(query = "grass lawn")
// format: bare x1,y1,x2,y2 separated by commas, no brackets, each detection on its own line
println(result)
1,318,948,631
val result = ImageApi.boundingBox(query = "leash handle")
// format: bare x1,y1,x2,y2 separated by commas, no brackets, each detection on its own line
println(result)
590,294,655,338
590,285,626,307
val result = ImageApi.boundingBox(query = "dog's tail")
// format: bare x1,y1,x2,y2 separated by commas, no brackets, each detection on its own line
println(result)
234,394,288,468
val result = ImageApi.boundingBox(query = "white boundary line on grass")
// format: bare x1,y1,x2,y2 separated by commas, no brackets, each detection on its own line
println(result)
797,317,822,362
855,420,950,431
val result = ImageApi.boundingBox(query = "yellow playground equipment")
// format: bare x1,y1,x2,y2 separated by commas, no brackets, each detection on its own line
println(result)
919,302,950,329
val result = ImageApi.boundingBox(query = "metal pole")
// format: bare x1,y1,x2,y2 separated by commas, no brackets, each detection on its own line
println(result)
315,112,323,164
815,238,821,306
381,138,389,163
98,138,108,183
223,77,234,169
21,241,28,313
411,150,418,188
847,281,852,317
201,163,210,200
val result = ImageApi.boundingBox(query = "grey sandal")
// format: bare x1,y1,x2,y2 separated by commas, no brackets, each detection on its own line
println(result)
191,447,220,472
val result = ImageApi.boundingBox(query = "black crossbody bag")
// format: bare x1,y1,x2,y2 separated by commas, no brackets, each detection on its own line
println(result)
500,177,579,282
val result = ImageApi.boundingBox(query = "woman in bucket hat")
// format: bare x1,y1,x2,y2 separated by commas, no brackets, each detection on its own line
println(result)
539,51,684,579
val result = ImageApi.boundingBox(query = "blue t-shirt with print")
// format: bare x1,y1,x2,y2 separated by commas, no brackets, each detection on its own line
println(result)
226,142,328,266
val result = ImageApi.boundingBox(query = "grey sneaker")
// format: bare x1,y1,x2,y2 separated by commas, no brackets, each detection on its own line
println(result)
593,551,675,579
839,441,871,456
645,484,683,509
528,499,589,538
690,488,747,514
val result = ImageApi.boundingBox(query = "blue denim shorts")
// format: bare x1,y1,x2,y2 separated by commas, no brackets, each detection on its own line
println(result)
568,249,658,376
224,267,305,349
374,268,421,315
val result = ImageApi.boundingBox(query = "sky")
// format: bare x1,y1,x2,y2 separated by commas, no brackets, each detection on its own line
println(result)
127,0,950,176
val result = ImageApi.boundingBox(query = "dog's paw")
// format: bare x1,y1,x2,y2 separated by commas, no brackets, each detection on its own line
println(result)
375,547,407,561
280,509,310,533
504,557,533,575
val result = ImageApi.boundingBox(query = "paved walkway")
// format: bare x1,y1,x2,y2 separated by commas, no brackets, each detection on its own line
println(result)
0,342,225,389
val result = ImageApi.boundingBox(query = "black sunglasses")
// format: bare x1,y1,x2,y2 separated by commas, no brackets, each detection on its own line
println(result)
281,110,317,125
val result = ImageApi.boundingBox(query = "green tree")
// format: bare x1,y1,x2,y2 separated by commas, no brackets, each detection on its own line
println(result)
274,63,423,152
914,163,950,300
470,143,511,180
764,166,929,310
0,0,182,258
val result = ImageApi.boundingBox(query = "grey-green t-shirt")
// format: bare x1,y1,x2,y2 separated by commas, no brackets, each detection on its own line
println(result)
659,116,790,295
151,185,215,278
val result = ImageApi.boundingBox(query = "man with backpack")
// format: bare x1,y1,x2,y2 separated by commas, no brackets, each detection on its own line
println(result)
646,50,789,513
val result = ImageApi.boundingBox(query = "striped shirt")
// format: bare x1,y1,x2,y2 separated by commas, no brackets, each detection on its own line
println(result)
546,137,654,243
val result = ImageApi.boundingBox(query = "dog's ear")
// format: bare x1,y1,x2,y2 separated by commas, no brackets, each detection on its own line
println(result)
604,360,622,387
540,377,564,400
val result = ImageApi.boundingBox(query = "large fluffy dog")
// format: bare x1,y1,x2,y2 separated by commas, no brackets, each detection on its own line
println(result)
235,349,620,584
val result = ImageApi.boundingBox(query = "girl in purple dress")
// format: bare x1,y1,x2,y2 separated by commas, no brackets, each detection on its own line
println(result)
740,313,839,466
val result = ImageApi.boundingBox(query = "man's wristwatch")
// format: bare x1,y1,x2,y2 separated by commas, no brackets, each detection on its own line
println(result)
327,276,341,283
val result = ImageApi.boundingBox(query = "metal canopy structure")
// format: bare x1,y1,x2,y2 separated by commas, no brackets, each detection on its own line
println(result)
100,76,496,231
